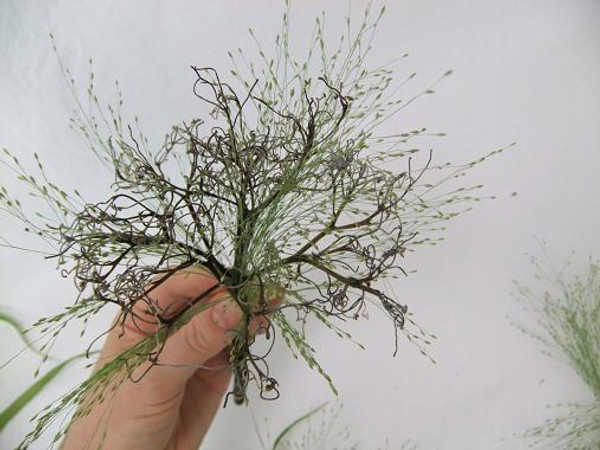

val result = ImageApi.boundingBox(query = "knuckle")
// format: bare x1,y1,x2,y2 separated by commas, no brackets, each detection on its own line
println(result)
182,315,221,357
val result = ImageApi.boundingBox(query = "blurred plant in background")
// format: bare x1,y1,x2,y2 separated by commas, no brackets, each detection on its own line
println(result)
513,252,600,449
261,402,419,450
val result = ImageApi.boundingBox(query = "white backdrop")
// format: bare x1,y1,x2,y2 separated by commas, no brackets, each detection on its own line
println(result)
1,1,600,449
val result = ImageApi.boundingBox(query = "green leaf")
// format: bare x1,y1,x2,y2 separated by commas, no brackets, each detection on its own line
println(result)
0,311,44,358
0,353,87,431
272,402,328,450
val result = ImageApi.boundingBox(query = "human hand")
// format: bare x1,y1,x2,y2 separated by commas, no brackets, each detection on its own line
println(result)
61,267,277,450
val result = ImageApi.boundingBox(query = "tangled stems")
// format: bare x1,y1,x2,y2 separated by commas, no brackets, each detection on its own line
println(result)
0,2,510,447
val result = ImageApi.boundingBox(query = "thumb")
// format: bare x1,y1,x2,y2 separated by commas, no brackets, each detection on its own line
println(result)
62,270,242,450
101,267,243,390
154,291,243,384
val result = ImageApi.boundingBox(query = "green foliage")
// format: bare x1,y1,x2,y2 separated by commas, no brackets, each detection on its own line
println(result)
0,354,86,433
0,310,45,360
271,402,329,450
513,254,600,449
0,309,88,434
267,402,419,450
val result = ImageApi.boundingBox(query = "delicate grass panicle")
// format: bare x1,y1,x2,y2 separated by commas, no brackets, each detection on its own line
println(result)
1,2,508,448
513,253,600,449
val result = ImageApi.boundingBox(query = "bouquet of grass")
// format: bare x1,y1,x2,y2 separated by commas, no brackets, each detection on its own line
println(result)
0,2,508,447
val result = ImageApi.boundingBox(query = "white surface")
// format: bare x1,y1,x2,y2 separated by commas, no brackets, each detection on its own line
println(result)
1,1,600,449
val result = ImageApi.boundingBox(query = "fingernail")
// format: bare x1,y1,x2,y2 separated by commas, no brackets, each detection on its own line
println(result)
211,298,243,332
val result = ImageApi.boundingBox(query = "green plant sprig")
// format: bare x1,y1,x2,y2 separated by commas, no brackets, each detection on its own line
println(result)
265,401,420,450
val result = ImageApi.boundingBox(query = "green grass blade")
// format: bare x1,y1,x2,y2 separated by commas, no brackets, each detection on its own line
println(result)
272,402,329,450
0,310,45,358
0,353,87,431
